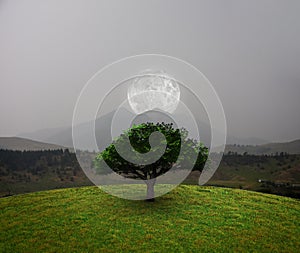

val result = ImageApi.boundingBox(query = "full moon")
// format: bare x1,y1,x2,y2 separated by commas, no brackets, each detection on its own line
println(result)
127,72,180,114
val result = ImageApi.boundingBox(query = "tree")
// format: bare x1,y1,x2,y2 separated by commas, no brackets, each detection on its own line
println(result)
94,122,208,201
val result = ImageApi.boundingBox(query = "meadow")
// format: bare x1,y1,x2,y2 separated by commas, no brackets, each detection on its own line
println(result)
1,185,299,252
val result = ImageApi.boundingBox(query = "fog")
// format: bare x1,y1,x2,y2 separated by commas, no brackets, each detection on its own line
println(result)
1,0,300,142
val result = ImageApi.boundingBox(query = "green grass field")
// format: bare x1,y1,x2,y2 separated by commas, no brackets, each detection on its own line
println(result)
1,185,299,252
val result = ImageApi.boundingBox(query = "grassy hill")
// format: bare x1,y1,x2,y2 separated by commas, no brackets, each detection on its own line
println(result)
0,137,66,151
1,185,299,252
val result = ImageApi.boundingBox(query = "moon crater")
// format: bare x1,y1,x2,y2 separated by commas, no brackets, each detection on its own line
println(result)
128,72,180,114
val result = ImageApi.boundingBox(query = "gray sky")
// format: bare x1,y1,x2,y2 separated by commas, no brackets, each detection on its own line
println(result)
1,0,300,142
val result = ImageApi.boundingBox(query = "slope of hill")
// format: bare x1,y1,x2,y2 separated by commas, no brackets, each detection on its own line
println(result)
185,153,300,198
225,139,300,155
0,185,299,252
0,137,66,151
17,126,67,144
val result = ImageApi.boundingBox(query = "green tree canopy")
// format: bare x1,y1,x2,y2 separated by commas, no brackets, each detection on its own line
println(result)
94,122,208,200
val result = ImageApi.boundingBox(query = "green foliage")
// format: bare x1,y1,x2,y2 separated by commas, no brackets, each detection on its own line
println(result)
94,122,208,180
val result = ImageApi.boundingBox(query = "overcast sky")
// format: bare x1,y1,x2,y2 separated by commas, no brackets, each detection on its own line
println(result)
1,0,300,142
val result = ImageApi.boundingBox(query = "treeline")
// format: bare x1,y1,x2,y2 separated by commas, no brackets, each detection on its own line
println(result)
0,149,79,172
0,149,73,169
0,149,84,184
223,151,297,168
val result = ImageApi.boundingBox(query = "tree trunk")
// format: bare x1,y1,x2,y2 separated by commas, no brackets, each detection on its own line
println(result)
145,178,156,202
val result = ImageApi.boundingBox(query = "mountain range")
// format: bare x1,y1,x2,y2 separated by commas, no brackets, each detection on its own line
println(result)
17,109,269,151
1,136,299,155
225,139,300,155
0,137,65,151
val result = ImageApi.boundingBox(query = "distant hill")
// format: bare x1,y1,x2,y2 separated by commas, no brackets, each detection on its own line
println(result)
226,136,268,146
18,109,268,151
13,126,300,156
18,109,131,151
17,126,67,144
0,137,66,151
225,139,300,155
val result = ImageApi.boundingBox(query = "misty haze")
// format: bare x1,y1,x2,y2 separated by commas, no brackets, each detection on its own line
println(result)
1,1,300,252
